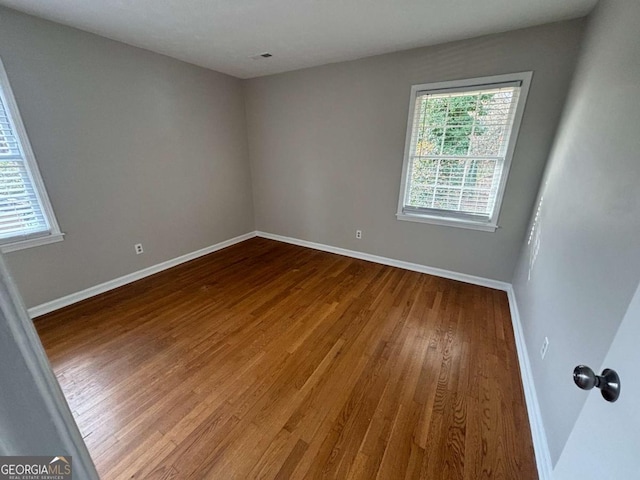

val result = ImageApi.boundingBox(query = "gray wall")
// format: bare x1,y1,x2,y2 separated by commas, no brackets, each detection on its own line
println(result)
512,0,640,464
244,20,585,281
0,6,255,308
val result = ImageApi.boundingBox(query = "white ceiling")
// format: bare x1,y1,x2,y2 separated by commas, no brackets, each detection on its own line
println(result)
0,0,597,79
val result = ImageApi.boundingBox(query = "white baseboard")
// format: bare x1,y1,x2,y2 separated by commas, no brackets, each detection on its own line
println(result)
256,231,510,291
28,231,257,318
506,286,553,480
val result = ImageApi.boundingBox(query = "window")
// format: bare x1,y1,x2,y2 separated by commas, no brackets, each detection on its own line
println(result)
0,59,63,252
397,72,532,231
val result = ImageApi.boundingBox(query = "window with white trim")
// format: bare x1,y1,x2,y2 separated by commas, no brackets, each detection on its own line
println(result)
397,72,531,231
0,59,63,252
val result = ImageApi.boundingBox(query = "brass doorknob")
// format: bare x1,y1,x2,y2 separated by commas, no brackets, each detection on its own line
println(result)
573,365,621,402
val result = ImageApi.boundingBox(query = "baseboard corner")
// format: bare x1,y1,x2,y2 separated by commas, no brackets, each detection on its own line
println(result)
255,231,511,292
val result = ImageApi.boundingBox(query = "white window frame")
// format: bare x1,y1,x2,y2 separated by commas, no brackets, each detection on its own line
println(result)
396,71,532,232
0,58,64,252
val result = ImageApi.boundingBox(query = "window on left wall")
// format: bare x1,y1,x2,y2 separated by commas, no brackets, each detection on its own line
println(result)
0,59,63,253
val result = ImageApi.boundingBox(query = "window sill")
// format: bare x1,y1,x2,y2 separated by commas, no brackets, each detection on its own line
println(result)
0,232,65,253
396,212,498,232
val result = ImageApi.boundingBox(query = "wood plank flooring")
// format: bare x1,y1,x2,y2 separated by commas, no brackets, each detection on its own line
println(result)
35,238,537,479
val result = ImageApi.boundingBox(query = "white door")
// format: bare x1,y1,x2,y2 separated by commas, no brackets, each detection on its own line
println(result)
554,280,640,479
0,253,98,478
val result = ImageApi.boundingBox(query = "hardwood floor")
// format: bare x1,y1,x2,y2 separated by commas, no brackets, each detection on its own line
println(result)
36,238,537,479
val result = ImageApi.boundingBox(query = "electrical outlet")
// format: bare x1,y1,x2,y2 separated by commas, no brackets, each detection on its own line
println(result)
540,336,549,360
355,230,362,239
134,243,144,255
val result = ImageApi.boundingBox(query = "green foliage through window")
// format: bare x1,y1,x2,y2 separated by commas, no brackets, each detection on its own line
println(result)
405,86,518,216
